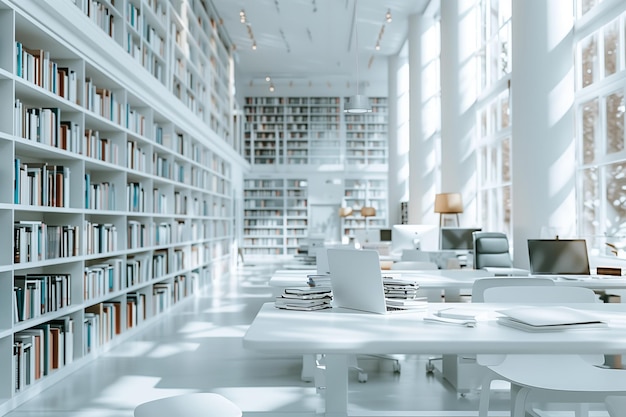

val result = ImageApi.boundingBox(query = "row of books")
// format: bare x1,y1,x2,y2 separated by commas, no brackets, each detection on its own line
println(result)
84,302,122,354
15,42,78,103
84,221,118,255
85,177,116,210
14,274,71,323
14,103,81,154
275,286,332,311
13,317,74,392
84,260,125,301
76,0,116,38
84,79,124,125
84,129,120,164
14,221,80,263
14,160,70,208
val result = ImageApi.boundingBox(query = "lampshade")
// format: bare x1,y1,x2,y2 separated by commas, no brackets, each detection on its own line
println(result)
344,94,371,114
434,193,463,214
360,207,376,217
339,207,353,217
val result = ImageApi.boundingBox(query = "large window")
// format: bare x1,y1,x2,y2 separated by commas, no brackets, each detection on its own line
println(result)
475,0,512,237
575,5,626,256
476,0,512,91
477,89,512,236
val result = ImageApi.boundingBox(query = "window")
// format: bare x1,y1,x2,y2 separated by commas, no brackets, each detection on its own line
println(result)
475,0,512,237
477,90,512,236
476,0,512,91
575,6,626,256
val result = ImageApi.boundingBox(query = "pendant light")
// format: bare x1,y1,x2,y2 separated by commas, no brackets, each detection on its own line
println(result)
344,0,371,114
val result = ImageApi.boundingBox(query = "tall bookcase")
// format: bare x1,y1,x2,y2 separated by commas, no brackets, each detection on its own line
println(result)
243,96,388,253
242,178,308,256
244,96,387,166
0,0,238,413
341,178,388,238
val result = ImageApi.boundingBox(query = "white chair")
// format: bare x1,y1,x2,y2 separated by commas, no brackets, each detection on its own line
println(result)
478,285,626,417
390,261,438,270
400,249,431,262
434,277,556,393
605,396,626,416
471,276,555,302
134,393,242,417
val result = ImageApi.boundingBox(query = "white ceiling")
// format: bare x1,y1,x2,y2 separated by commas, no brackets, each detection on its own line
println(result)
210,0,431,96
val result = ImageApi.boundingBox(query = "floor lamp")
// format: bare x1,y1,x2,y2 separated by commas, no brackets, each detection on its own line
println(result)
434,193,463,227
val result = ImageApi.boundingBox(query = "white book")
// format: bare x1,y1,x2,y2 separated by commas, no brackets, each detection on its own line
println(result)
496,306,608,332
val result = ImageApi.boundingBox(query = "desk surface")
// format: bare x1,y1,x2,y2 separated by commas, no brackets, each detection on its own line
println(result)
244,302,626,417
244,302,626,356
269,271,626,291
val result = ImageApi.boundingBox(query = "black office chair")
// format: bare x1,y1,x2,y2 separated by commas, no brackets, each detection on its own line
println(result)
472,232,529,276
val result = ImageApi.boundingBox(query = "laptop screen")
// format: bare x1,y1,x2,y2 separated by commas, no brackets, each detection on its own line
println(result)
527,239,591,275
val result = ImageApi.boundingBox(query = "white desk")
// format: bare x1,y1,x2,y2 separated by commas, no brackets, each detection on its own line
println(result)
243,302,626,417
270,271,626,297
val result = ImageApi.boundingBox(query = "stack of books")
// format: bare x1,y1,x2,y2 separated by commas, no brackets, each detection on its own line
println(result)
383,277,428,310
275,287,333,311
306,274,330,287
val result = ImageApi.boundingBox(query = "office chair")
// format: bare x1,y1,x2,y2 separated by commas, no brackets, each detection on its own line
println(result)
477,285,626,417
472,232,529,276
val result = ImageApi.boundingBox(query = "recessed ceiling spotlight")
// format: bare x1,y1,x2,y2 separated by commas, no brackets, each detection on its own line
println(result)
375,42,380,51
239,9,246,23
269,83,275,92
252,42,257,50
386,9,392,23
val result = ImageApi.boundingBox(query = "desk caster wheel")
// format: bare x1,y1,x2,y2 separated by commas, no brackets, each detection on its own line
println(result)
426,362,435,373
358,372,368,383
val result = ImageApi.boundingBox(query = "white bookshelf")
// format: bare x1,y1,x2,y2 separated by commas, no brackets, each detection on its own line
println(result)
244,96,387,166
341,178,388,238
242,178,308,256
243,96,388,248
1,0,238,413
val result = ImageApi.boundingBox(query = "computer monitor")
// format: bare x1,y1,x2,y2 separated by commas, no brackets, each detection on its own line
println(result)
379,228,392,242
440,227,482,250
391,224,439,253
527,239,591,275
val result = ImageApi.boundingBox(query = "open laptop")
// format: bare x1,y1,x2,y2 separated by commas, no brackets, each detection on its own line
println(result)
527,239,593,279
327,249,418,314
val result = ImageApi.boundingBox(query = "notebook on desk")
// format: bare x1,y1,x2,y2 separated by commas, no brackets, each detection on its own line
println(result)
527,239,597,279
327,249,419,314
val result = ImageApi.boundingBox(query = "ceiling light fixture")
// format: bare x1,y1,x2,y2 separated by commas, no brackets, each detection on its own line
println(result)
269,83,275,92
265,76,271,82
252,41,257,50
386,9,392,23
239,9,246,23
344,0,371,114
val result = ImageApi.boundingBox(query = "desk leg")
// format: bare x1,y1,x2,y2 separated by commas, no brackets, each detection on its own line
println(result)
301,354,316,382
323,354,349,417
444,288,461,302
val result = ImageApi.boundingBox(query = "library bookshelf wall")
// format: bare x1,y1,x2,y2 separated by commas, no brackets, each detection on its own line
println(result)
242,96,389,251
0,0,240,413
243,96,388,166
242,178,308,256
341,178,388,239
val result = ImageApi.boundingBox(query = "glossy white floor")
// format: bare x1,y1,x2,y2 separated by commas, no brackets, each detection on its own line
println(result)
4,260,612,417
